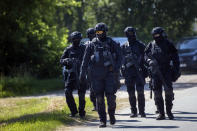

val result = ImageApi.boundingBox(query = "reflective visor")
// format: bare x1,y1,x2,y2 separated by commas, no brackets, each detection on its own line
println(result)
128,31,135,35
153,34,160,37
72,38,80,41
96,30,104,35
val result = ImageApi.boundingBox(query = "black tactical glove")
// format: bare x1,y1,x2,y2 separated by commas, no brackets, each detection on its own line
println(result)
62,58,70,65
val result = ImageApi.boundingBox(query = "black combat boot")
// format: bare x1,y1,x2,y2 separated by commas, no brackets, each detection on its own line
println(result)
130,108,138,117
139,112,146,117
167,111,174,120
156,114,166,120
69,112,78,117
109,115,116,125
79,110,86,119
138,93,146,117
166,96,174,120
99,121,106,128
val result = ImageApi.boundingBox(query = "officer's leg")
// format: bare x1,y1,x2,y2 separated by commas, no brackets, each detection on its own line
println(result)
125,77,137,117
105,72,117,125
78,82,86,118
153,78,165,120
154,96,160,114
136,76,146,117
90,87,97,111
65,82,78,117
164,75,174,120
92,79,106,127
106,93,116,125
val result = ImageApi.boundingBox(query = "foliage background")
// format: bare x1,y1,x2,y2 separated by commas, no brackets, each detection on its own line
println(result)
1,0,197,78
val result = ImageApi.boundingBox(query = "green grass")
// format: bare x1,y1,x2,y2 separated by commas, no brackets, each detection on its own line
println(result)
0,75,64,97
0,97,97,131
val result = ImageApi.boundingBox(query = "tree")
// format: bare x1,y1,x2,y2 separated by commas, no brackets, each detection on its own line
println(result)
0,0,80,77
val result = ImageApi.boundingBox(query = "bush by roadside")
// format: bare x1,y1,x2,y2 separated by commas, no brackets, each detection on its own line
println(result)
0,75,63,98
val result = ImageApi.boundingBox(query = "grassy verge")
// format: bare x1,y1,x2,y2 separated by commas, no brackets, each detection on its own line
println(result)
0,97,97,131
0,75,63,97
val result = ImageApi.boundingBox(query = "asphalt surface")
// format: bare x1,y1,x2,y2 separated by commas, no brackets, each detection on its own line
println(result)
66,74,197,131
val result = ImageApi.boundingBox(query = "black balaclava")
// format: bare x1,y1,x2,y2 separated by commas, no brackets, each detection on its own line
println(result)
124,26,137,43
70,31,82,47
86,28,96,41
95,23,108,42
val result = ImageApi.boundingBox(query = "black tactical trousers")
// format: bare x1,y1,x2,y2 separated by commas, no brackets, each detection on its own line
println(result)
65,81,86,116
96,93,116,123
90,87,97,108
92,72,117,123
125,76,145,114
153,75,174,115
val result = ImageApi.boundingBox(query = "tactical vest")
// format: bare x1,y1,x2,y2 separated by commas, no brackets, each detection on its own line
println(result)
124,41,142,68
65,45,83,71
151,41,171,66
91,38,115,67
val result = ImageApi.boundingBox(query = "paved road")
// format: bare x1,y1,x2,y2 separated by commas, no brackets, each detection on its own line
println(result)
68,82,197,131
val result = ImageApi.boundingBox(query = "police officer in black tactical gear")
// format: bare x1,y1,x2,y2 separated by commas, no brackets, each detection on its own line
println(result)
145,27,180,120
85,28,97,111
60,31,87,118
121,26,147,118
80,23,122,128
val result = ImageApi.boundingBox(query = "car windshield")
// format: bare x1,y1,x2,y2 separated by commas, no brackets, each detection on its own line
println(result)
80,38,89,45
178,39,197,49
112,37,127,46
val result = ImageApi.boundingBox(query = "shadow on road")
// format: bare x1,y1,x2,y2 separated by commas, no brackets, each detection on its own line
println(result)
173,83,197,89
174,111,197,115
113,125,179,129
173,111,197,122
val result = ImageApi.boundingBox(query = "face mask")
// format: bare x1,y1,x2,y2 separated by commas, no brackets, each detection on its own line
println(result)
96,31,106,41
72,39,81,47
153,33,165,43
128,35,136,42
126,32,136,42
154,36,164,43
88,34,96,41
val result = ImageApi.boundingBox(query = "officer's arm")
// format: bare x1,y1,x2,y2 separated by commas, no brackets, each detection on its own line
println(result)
80,44,92,76
140,43,146,65
121,45,126,65
144,43,152,66
114,42,122,71
60,48,69,66
169,43,180,71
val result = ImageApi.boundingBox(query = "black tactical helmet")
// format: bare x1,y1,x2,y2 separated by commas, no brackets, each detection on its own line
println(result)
151,27,165,36
124,26,137,42
124,26,136,34
86,28,95,36
70,31,82,41
151,27,167,43
95,22,108,32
